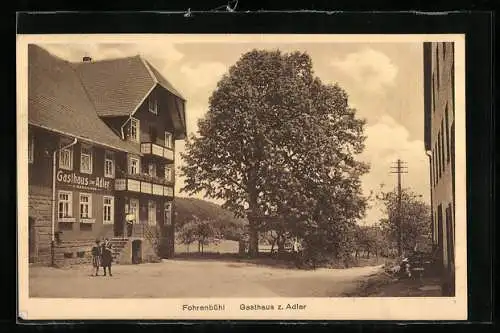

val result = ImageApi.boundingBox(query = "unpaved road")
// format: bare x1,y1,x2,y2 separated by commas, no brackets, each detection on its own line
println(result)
29,259,382,298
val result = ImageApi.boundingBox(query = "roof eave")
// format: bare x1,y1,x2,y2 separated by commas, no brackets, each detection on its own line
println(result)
28,122,142,156
139,56,186,101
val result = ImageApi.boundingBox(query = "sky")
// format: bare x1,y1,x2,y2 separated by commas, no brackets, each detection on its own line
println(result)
39,37,430,225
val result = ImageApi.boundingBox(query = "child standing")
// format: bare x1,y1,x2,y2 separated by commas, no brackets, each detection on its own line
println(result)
101,240,113,276
91,239,102,276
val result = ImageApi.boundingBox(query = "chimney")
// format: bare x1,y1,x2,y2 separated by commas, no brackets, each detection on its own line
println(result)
82,56,92,63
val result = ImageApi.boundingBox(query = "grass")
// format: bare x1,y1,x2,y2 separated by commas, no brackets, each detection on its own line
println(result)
174,240,391,271
175,239,239,254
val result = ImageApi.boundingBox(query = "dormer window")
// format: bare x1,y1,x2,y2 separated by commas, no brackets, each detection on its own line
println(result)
149,98,158,115
127,118,140,143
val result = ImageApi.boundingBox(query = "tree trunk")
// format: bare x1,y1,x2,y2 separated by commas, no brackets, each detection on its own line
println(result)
248,223,259,257
277,234,285,255
247,169,260,258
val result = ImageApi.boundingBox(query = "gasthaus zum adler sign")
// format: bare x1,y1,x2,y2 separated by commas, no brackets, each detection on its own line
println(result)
56,169,113,192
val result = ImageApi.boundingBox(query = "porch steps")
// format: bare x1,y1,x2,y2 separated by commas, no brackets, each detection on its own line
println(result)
109,238,129,264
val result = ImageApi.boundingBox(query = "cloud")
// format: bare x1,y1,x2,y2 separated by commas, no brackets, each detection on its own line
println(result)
179,62,227,92
358,115,430,224
330,48,398,94
40,42,184,65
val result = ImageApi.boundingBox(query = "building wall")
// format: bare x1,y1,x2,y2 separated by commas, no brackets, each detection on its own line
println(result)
428,42,456,279
28,126,128,264
122,87,177,257
28,85,181,265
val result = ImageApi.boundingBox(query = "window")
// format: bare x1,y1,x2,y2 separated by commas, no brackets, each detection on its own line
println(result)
104,151,115,178
148,163,156,177
431,76,436,113
165,131,173,148
165,165,172,182
103,196,114,224
128,118,140,142
148,200,156,225
59,141,73,170
129,156,140,174
80,146,93,174
58,191,73,219
79,193,92,219
435,45,440,89
149,98,158,115
451,121,455,165
436,140,441,181
440,120,445,172
129,199,139,224
28,134,34,164
431,149,435,187
445,105,450,163
438,132,442,178
164,202,172,225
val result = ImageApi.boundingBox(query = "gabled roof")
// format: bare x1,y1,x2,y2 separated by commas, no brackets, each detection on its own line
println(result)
28,44,141,154
73,55,185,117
142,59,186,101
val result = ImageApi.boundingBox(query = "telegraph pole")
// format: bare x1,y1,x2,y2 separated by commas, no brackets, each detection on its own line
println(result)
390,159,408,257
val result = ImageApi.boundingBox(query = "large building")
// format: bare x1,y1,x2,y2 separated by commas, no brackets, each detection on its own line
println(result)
28,45,186,266
423,41,455,296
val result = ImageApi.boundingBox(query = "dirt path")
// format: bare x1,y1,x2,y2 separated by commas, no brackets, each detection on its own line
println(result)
29,259,383,298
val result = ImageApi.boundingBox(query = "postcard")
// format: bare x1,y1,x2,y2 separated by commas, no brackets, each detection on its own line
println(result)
17,33,466,320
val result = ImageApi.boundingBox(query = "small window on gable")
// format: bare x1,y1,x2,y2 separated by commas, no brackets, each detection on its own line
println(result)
128,118,140,143
149,98,158,115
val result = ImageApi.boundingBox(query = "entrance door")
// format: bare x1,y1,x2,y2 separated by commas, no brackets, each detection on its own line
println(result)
29,217,36,263
132,240,142,264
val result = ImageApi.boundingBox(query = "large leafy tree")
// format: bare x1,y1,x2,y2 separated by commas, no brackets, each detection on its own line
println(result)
181,49,368,258
377,187,431,256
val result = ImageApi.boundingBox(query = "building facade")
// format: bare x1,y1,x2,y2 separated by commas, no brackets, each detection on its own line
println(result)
423,41,455,296
28,45,186,266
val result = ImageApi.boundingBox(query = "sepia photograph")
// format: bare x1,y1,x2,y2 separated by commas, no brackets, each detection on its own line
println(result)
17,33,466,320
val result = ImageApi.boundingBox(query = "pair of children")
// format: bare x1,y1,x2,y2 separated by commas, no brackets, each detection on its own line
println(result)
91,238,113,276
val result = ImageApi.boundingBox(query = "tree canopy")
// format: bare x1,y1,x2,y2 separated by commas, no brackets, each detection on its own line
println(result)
377,187,431,256
181,49,368,260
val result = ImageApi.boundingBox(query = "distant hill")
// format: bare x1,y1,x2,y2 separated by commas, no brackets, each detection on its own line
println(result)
174,197,247,241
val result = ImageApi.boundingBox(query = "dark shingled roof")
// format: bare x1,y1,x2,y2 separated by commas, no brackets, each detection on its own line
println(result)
74,56,185,117
28,44,141,154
